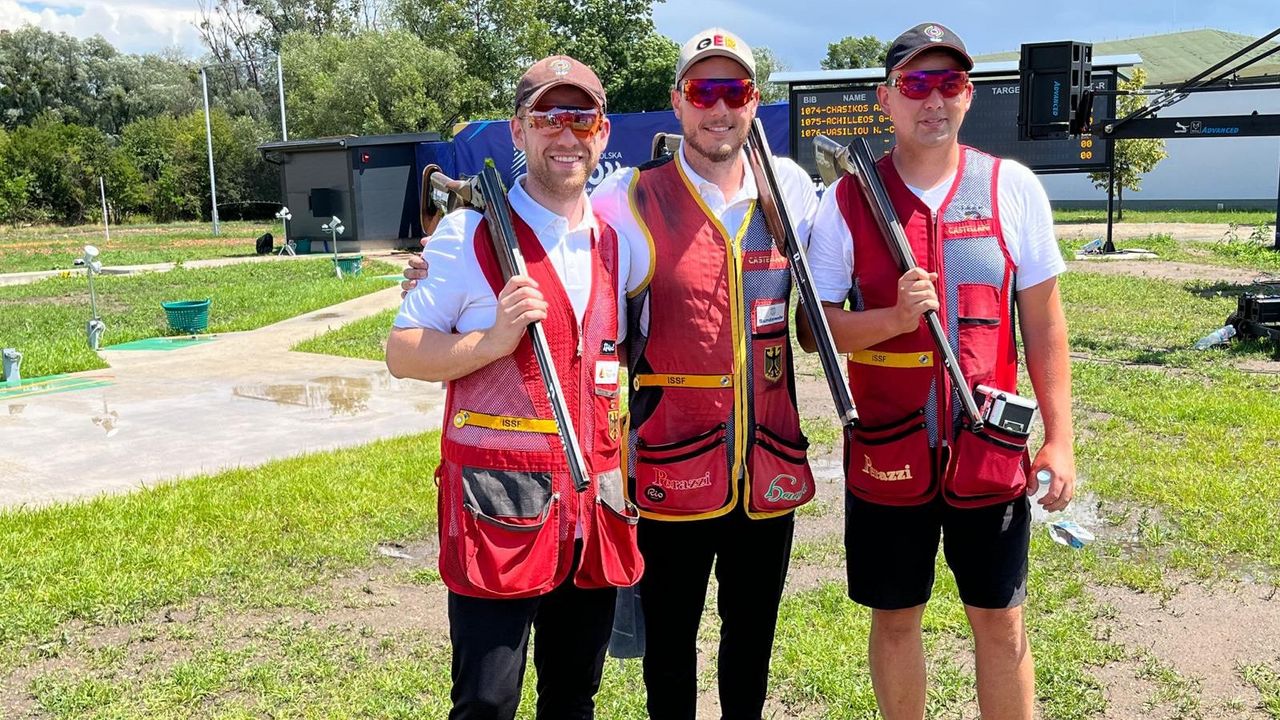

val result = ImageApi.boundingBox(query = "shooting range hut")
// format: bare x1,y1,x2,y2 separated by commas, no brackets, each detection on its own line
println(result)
259,132,441,252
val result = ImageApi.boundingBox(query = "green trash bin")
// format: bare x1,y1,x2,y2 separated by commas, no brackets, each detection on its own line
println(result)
162,299,211,334
334,254,363,277
293,238,312,254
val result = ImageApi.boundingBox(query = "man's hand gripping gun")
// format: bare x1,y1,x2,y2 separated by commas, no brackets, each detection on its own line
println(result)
648,125,858,428
813,136,985,430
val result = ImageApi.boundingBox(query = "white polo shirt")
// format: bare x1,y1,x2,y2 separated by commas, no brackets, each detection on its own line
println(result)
591,144,820,335
395,175,630,336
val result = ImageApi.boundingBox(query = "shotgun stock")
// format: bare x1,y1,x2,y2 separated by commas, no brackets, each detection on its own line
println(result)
423,162,591,492
812,135,984,430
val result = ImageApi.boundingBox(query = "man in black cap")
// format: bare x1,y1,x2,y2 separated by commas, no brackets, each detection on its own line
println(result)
804,21,1074,720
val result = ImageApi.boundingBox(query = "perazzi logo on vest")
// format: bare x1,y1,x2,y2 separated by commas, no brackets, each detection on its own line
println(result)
862,455,914,482
764,474,808,503
654,468,713,491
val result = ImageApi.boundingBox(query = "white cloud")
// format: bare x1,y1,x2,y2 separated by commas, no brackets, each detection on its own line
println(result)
0,0,205,55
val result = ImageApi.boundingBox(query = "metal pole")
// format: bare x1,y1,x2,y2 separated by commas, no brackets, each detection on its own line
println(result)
98,176,110,243
1104,138,1116,253
276,53,288,142
1274,140,1279,251
200,67,221,236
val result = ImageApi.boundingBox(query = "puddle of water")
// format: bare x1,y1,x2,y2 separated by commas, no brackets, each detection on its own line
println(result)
233,375,373,416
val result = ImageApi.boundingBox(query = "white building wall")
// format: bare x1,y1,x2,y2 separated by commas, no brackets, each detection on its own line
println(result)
1039,87,1280,206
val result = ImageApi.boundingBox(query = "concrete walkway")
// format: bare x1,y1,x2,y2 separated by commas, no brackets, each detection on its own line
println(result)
0,248,414,287
0,286,445,509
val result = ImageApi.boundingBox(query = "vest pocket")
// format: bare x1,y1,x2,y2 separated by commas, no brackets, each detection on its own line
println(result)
845,410,933,504
956,283,1000,384
453,466,561,597
634,425,729,515
945,422,1030,501
577,468,645,589
747,426,815,513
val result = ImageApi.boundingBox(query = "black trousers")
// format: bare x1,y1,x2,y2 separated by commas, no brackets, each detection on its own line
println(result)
447,544,618,720
637,509,795,720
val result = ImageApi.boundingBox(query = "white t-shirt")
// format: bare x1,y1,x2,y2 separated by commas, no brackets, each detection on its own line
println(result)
808,158,1064,304
395,176,630,336
591,144,820,334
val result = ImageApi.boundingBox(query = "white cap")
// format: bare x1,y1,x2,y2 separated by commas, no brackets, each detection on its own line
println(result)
675,27,756,84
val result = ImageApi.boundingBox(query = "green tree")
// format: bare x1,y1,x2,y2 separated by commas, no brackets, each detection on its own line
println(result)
282,30,482,137
606,31,679,113
753,46,789,104
1088,67,1167,219
545,0,672,112
821,34,889,70
388,0,553,118
0,114,143,223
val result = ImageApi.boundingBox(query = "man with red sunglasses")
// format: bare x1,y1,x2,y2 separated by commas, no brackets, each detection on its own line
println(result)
387,55,644,720
588,26,820,719
804,22,1073,720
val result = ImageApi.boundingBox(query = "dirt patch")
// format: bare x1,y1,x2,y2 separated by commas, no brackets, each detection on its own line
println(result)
1056,223,1260,244
1067,258,1265,285
1088,577,1280,719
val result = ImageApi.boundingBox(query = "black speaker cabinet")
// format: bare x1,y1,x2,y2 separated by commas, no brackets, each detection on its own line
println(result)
1018,41,1093,140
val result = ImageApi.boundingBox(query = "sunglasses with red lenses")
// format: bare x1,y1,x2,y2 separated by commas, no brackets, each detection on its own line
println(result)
679,78,757,110
891,69,970,100
523,107,603,139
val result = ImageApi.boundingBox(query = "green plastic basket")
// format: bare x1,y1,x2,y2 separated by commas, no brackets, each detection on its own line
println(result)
334,254,363,277
161,299,211,334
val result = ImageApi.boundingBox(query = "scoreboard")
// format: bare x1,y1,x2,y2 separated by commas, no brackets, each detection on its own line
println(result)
789,74,1116,177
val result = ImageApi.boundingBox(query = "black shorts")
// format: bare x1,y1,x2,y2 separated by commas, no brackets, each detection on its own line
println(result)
843,490,1030,610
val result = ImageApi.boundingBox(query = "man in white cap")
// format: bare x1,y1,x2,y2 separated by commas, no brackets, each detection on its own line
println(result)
401,29,821,717
588,27,820,719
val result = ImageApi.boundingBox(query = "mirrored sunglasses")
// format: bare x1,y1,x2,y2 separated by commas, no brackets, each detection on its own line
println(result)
679,78,756,110
891,69,970,100
523,107,603,138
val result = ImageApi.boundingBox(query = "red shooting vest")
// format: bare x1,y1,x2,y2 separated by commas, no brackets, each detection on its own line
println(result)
623,156,814,521
436,210,643,599
835,146,1028,509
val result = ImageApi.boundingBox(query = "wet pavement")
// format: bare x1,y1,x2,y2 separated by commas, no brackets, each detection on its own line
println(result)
0,286,445,509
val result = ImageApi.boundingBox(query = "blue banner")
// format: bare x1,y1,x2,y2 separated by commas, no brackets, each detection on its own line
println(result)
435,103,791,193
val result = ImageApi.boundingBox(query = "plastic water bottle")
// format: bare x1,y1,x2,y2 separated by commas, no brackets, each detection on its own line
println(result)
1079,238,1104,254
1031,468,1053,502
1193,324,1237,350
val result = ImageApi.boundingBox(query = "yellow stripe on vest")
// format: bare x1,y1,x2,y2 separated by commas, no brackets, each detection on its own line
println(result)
452,410,558,434
632,373,733,390
849,350,935,368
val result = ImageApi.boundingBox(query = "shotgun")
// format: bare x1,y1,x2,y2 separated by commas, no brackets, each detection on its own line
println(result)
648,127,857,428
812,135,984,430
420,161,592,491
743,119,857,428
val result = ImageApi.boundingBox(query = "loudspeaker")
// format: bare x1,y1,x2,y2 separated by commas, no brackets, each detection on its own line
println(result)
1018,41,1092,140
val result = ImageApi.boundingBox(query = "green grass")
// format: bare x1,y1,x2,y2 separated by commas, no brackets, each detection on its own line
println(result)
0,431,442,668
1072,361,1280,578
0,258,398,377
1059,271,1277,368
0,221,278,274
1057,232,1280,273
294,307,397,361
769,534,1125,719
1053,208,1277,226
1241,662,1280,718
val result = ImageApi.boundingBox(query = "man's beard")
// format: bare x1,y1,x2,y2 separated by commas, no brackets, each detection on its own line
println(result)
682,120,746,164
526,151,596,202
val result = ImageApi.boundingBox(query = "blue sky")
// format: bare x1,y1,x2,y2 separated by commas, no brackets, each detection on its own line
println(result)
0,0,1275,64
653,0,1280,69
